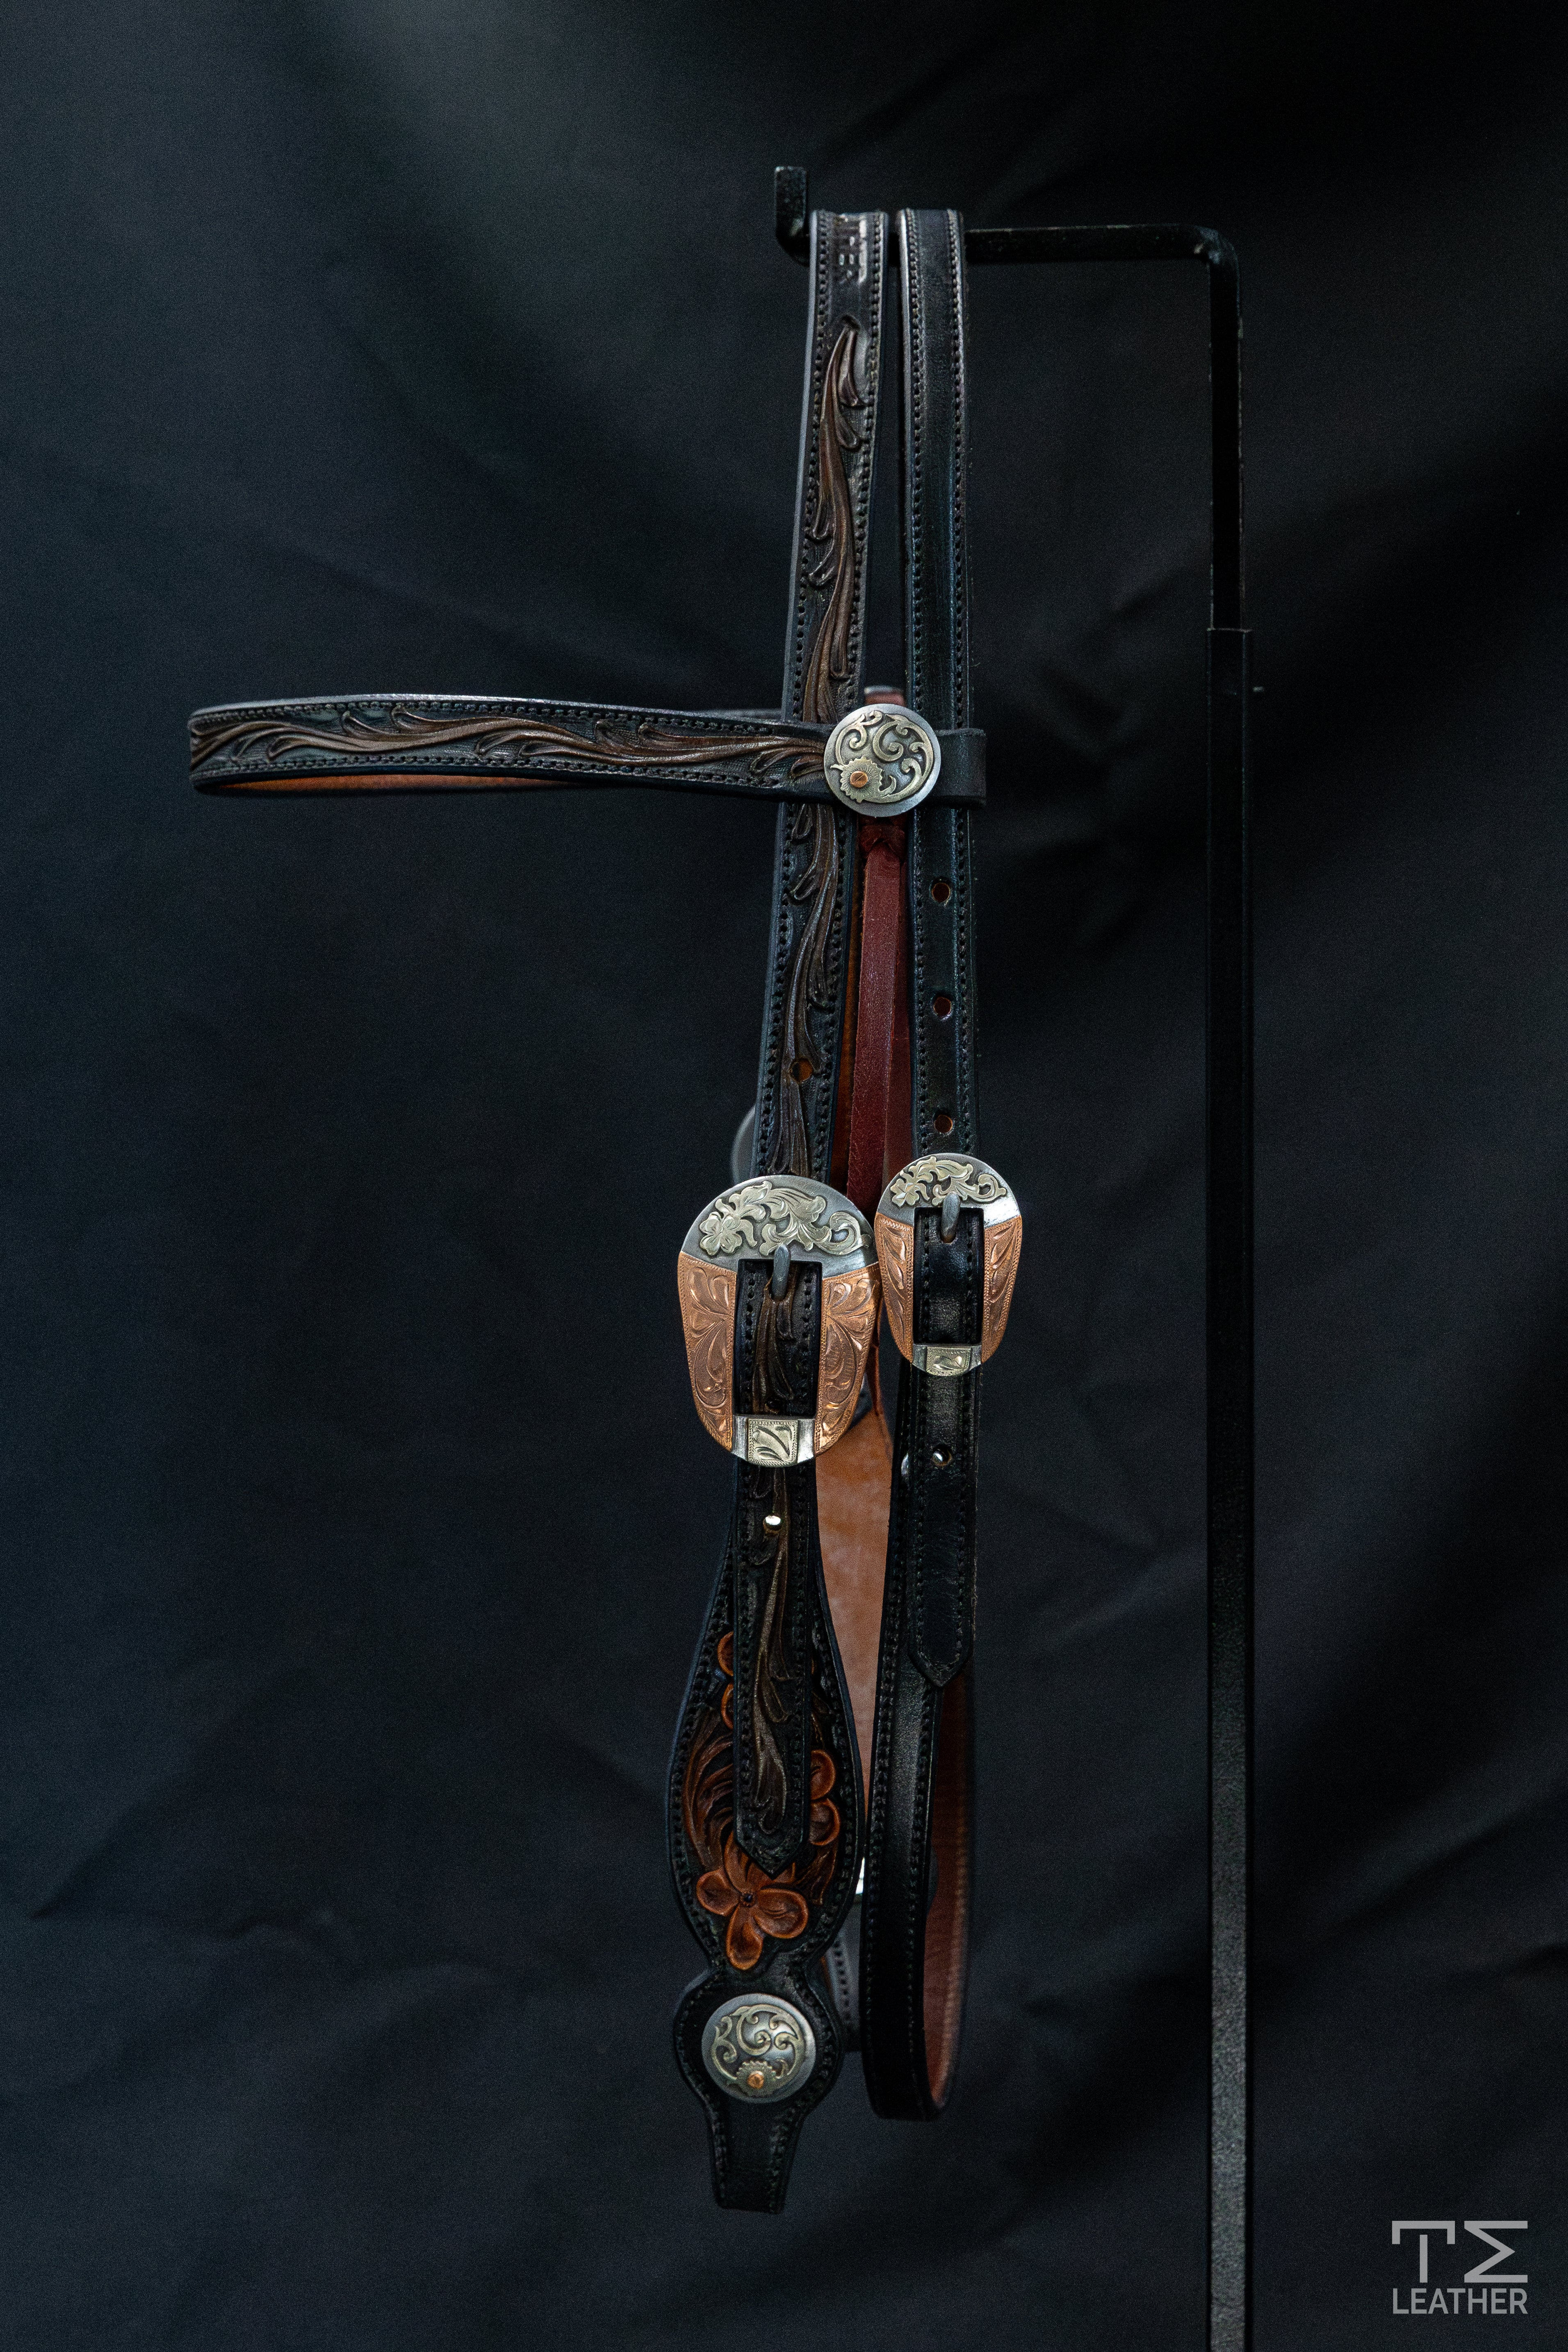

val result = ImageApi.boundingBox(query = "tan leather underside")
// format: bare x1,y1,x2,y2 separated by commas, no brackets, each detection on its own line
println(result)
924,1667,972,2104
205,770,556,792
814,1399,893,1795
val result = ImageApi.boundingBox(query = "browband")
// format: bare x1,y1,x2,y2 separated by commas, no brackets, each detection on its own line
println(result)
189,694,985,806
188,198,1017,2216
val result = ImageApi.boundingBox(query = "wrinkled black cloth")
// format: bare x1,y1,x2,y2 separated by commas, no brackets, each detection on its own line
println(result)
3,5,1566,2347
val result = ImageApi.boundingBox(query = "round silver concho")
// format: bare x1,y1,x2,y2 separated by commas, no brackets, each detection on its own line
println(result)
823,704,941,816
701,1996,817,2105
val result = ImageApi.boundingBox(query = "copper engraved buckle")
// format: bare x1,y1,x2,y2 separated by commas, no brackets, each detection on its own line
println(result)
677,1177,881,1462
874,1154,1022,1372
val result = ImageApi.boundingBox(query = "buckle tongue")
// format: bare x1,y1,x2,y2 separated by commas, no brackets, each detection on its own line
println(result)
677,1177,881,1460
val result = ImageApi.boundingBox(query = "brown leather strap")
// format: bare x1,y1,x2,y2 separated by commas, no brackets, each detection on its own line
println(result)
816,697,914,2055
816,803,909,1816
819,673,914,1769
844,818,908,1219
923,1665,973,2103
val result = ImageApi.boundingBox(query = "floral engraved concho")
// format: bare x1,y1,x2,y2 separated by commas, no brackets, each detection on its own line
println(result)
886,1156,1006,1210
701,1996,817,2105
822,705,941,814
696,1179,864,1263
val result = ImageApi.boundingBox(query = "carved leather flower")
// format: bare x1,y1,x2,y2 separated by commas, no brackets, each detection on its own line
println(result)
697,1837,809,1970
809,1749,839,1848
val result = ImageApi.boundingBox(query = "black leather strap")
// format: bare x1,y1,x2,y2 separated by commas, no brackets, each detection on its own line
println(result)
728,1263,818,1872
907,1210,982,1684
750,206,887,1182
666,209,888,2210
860,207,980,2122
667,1427,863,2212
188,693,985,805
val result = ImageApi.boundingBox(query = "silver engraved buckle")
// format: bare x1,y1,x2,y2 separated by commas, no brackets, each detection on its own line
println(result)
676,1177,881,1462
874,1153,1022,1372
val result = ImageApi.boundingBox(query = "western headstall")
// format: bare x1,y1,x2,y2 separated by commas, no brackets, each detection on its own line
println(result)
192,174,1253,2334
193,201,1001,2205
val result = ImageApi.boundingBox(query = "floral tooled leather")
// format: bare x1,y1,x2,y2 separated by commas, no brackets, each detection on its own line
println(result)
697,1839,811,1971
681,1632,843,1973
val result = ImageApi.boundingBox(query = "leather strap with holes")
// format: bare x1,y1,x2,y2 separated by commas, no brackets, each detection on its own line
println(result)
859,208,980,2120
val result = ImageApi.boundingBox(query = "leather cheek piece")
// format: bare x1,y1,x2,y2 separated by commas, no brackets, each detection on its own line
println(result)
661,204,891,2214
855,204,979,2129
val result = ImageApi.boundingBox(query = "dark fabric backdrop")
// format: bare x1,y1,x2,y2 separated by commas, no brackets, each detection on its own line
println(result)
4,4,1567,2346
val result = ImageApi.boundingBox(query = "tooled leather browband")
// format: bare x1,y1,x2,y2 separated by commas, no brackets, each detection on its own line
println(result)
189,694,985,805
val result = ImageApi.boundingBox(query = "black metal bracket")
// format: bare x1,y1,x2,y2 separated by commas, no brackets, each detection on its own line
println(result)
777,165,1253,2352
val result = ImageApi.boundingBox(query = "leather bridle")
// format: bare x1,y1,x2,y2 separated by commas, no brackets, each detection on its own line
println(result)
190,203,1019,2214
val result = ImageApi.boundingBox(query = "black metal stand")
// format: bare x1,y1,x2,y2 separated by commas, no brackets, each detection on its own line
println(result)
777,167,1254,2352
